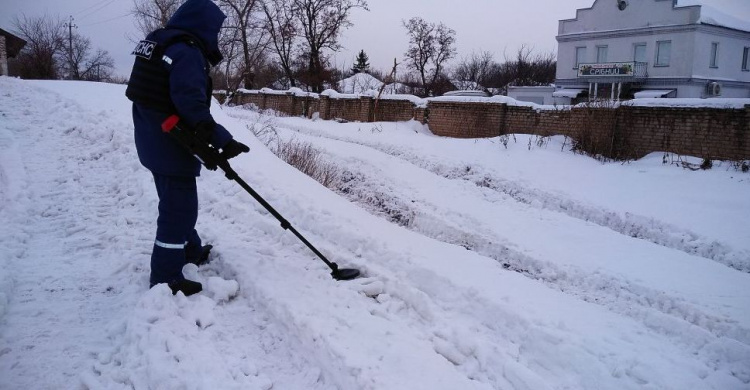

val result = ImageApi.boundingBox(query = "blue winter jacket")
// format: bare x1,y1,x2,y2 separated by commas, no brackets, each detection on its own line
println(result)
128,0,233,177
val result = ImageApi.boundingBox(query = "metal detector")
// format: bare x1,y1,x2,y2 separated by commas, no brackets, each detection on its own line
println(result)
161,115,360,281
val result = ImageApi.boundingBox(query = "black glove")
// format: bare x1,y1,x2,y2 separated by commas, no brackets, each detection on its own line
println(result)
195,120,216,144
221,139,250,160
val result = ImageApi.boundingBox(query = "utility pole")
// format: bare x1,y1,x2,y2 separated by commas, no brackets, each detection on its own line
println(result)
63,15,77,79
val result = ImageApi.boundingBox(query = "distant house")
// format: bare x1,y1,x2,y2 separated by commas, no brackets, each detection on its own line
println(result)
0,28,26,76
510,0,750,104
338,72,383,94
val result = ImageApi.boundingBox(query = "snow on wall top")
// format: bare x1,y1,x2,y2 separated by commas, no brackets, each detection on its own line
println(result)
321,89,428,106
236,87,319,98
235,86,749,110
677,0,750,32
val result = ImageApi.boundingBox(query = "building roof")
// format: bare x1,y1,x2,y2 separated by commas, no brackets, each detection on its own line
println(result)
676,0,750,33
559,0,750,37
0,28,27,58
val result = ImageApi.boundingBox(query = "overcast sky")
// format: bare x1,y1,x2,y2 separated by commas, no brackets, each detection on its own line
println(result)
2,0,749,79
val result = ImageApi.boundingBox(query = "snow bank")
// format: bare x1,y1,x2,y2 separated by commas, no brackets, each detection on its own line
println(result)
83,285,272,390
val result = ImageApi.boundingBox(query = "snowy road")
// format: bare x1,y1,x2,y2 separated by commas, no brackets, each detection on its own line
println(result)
1,77,748,389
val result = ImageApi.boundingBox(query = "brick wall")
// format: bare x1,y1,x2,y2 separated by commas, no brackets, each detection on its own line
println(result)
428,101,506,138
228,90,417,122
220,89,750,160
426,101,750,160
321,95,373,122
373,99,420,122
504,106,574,137
230,91,311,118
614,106,749,160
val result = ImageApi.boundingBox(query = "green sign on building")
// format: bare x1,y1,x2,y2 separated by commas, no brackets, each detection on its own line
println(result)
578,62,634,77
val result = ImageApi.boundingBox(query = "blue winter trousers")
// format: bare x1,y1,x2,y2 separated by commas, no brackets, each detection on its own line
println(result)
149,173,204,286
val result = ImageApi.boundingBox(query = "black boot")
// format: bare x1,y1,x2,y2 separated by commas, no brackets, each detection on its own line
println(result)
187,245,213,266
167,279,203,296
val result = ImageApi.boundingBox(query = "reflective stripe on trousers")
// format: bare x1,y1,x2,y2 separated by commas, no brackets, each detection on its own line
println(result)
154,239,188,250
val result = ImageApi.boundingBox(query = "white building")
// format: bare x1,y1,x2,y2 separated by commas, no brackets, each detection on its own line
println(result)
509,0,750,104
554,0,750,101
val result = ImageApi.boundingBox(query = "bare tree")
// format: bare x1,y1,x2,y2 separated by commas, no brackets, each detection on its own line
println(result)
215,19,244,89
402,17,456,97
291,0,368,93
261,0,300,88
12,14,115,81
62,33,115,81
485,45,557,94
131,0,182,37
452,51,494,92
402,17,431,95
11,14,66,79
526,50,556,86
216,0,270,89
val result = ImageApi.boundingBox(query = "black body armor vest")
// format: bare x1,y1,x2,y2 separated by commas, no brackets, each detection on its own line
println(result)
125,29,213,113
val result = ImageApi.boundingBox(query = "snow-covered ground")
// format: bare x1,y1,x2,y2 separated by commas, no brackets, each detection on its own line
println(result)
0,76,748,390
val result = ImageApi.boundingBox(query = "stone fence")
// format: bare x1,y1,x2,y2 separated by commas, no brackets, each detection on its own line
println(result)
227,88,424,123
427,101,750,160
217,89,750,161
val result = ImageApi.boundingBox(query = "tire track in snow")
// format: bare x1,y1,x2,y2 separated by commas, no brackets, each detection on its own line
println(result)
193,190,500,390
267,118,750,273
261,124,750,384
337,162,750,343
213,131,748,388
196,174,692,390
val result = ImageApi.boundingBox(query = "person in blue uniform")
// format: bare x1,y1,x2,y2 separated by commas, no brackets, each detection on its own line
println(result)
126,0,248,296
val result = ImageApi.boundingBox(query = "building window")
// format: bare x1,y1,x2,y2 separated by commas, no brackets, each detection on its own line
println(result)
596,45,608,63
634,43,647,63
655,40,671,67
742,47,748,71
710,42,719,68
575,46,586,69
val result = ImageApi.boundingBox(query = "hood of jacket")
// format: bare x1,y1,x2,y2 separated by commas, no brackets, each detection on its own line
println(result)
166,0,226,65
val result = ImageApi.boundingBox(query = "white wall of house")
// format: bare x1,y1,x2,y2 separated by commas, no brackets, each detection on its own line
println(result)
692,27,749,79
555,0,750,98
557,30,697,81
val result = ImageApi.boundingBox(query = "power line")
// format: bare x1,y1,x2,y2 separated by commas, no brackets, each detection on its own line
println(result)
77,0,119,20
80,12,133,27
73,0,116,16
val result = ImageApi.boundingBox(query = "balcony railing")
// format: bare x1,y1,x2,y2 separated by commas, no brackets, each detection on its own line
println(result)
577,61,648,79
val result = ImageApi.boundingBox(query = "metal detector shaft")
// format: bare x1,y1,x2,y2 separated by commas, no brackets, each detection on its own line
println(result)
217,161,343,273
160,115,359,280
